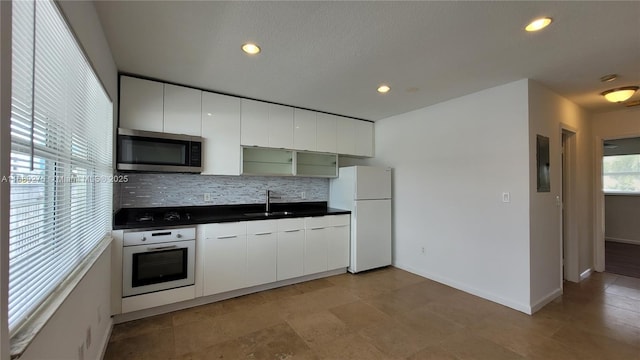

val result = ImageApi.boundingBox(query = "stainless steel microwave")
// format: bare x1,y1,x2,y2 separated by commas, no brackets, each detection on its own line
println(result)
117,128,203,173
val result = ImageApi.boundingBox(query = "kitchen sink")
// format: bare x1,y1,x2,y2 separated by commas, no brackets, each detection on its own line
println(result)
243,211,295,217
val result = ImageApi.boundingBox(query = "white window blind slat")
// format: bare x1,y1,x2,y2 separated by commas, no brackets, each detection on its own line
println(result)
9,0,113,332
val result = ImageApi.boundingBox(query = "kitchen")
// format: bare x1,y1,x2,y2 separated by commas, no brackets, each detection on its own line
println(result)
109,73,392,315
1,1,640,360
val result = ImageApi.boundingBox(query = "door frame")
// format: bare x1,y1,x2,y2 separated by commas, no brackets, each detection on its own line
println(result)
593,131,640,272
560,124,579,282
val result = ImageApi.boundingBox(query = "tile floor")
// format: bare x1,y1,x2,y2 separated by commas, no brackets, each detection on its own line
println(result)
105,267,640,359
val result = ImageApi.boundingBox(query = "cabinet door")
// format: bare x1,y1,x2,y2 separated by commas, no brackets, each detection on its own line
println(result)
293,109,316,151
241,99,270,147
163,84,202,136
327,224,350,270
295,151,337,178
336,116,356,155
268,104,294,149
277,229,304,280
201,92,241,175
119,76,164,132
247,232,277,287
304,227,328,275
354,120,374,157
242,147,294,176
316,113,337,153
202,223,247,296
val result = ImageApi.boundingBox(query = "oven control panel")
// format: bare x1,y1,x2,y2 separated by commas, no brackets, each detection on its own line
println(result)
123,227,196,247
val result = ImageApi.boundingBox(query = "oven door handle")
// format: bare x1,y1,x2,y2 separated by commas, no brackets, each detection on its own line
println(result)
146,245,179,251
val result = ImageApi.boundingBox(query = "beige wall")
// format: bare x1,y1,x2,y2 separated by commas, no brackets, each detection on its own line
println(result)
20,247,113,360
605,195,640,245
527,80,592,307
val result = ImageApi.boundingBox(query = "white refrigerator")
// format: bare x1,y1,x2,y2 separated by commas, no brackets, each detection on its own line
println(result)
329,166,392,273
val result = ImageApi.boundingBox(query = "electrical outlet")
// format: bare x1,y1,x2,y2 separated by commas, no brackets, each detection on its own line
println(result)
421,247,425,255
85,327,92,349
300,191,306,200
204,193,212,202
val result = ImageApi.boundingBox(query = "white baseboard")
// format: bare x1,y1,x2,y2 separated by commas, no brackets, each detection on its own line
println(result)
393,262,533,315
605,237,640,246
580,268,592,281
98,318,113,360
530,288,562,314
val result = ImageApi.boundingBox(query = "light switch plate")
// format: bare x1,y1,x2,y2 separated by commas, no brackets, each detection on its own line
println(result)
502,192,511,203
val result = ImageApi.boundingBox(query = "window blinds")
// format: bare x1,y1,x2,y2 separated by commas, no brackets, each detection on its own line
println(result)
9,0,113,331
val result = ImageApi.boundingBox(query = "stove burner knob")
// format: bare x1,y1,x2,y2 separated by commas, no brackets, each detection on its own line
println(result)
176,233,182,239
141,236,147,242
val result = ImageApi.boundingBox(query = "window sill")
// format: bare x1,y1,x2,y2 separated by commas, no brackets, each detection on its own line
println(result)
9,235,113,359
604,192,640,196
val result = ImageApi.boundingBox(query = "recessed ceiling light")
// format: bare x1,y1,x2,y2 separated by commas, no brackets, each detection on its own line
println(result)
377,85,391,94
241,43,261,55
525,17,552,32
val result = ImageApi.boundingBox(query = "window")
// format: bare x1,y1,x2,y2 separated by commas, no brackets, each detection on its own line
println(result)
9,0,112,331
603,154,640,193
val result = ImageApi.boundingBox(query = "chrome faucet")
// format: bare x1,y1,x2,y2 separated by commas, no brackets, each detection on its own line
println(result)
266,190,280,213
266,190,271,212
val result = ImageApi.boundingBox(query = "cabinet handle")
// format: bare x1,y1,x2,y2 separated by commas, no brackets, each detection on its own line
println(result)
254,232,272,236
310,227,324,230
333,225,349,228
217,235,238,239
146,245,178,251
284,229,301,233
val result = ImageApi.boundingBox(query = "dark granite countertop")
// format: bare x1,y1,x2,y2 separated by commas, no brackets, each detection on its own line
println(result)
113,201,350,230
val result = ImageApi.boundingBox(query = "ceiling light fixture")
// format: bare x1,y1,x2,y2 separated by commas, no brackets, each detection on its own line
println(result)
241,43,261,55
601,86,639,103
377,85,391,94
525,17,552,32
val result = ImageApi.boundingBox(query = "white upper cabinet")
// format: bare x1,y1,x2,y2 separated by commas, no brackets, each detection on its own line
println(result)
316,113,337,153
241,100,294,149
119,76,203,136
336,116,356,155
241,99,270,147
163,84,202,136
268,104,294,149
119,76,164,132
201,92,241,175
293,109,317,151
354,120,374,157
120,76,374,160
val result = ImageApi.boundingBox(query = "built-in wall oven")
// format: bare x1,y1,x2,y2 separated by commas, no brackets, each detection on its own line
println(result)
122,227,196,297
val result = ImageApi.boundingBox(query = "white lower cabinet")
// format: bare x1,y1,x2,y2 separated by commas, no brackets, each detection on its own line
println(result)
247,220,278,287
202,222,248,296
199,215,349,297
304,215,350,274
327,216,350,270
276,218,305,281
304,226,328,275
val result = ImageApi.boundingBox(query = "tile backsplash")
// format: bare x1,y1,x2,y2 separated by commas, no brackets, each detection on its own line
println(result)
115,173,329,209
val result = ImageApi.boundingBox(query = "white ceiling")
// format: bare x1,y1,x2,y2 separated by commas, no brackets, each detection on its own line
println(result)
94,1,640,121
